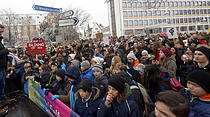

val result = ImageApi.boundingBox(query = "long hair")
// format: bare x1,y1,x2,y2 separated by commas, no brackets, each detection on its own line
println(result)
110,56,122,74
116,92,127,104
159,54,167,68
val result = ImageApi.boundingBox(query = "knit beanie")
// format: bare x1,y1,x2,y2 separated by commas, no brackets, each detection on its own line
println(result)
51,61,58,66
81,60,90,70
79,78,92,92
195,46,210,61
92,57,104,65
187,70,210,93
71,60,80,68
127,53,137,60
108,74,126,93
56,69,65,80
141,50,148,55
161,48,173,57
92,64,103,73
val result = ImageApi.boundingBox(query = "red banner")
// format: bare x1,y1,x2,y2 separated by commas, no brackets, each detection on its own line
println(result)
27,42,46,55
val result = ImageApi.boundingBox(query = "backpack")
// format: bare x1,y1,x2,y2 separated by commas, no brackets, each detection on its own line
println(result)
130,83,154,117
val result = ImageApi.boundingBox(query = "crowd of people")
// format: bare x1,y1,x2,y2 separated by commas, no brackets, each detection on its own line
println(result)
0,23,210,117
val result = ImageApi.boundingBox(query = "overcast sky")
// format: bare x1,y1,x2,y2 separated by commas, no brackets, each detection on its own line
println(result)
0,0,109,26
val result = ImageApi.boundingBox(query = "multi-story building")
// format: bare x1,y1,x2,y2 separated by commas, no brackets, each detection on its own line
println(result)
106,0,210,37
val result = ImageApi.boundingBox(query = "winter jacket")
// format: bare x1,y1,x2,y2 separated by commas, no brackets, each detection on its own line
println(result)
50,80,67,95
0,36,9,70
93,53,103,58
180,89,210,117
195,63,210,74
93,75,108,98
104,53,115,69
75,87,102,117
60,66,81,109
39,71,50,88
159,55,177,78
81,68,94,83
97,84,141,117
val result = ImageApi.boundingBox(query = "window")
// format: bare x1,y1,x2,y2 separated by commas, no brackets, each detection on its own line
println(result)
196,9,200,14
134,20,138,26
208,9,210,14
137,2,142,8
158,19,162,23
148,11,152,16
154,19,157,24
188,18,192,23
144,20,148,25
203,1,206,6
192,18,196,23
191,1,194,6
157,10,161,15
186,1,190,6
174,1,178,7
188,10,192,15
196,17,200,22
124,20,128,26
128,11,132,17
142,2,146,7
151,2,156,7
138,11,142,16
129,20,133,26
139,20,143,26
165,2,169,7
170,10,174,15
132,2,137,8
174,10,178,15
153,11,157,16
184,18,187,23
180,18,184,23
172,19,176,24
169,2,174,7
133,11,138,17
163,19,166,23
208,1,210,6
122,2,127,8
167,19,170,24
127,2,132,8
189,26,196,31
142,11,147,16
200,9,204,14
149,19,153,25
182,1,186,6
161,2,165,7
178,1,182,7
156,2,161,7
192,9,196,14
123,11,127,17
180,10,184,15
184,10,188,15
204,9,207,14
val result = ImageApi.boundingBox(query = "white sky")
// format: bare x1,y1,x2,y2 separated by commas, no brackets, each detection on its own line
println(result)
0,0,109,26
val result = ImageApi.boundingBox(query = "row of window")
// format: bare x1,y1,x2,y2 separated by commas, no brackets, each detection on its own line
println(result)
124,25,210,35
123,9,210,17
122,1,210,8
123,17,210,26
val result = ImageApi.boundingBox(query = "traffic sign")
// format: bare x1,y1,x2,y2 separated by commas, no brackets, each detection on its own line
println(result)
59,17,79,26
64,10,74,18
32,5,61,13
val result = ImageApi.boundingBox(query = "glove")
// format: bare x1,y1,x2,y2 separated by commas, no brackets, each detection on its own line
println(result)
52,95,60,100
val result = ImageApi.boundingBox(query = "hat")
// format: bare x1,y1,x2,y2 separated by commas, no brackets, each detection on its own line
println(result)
187,70,210,93
65,66,81,80
161,48,173,57
195,46,210,61
92,64,103,73
71,60,80,68
81,60,90,70
141,50,148,55
108,74,126,93
79,78,92,92
127,53,137,60
56,69,65,79
69,54,76,60
92,57,104,65
51,61,58,66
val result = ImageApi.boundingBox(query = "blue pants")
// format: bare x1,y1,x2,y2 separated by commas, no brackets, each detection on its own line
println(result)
0,70,7,101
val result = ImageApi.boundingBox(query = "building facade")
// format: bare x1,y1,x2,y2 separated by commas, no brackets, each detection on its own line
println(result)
106,0,210,37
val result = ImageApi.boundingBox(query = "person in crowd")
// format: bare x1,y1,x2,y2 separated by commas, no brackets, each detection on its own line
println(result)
80,60,94,83
37,64,50,88
56,56,66,72
92,64,108,98
140,50,153,65
91,57,104,67
47,62,58,88
93,47,103,58
127,52,144,73
0,24,16,116
153,48,177,78
97,74,141,117
62,50,68,64
194,46,210,73
48,69,67,95
149,90,190,117
75,79,102,117
69,59,80,69
110,56,122,74
103,48,115,69
180,70,210,117
52,66,81,110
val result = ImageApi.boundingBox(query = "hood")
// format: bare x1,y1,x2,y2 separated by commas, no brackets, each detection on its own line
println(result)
167,55,176,63
66,66,81,82
76,87,100,101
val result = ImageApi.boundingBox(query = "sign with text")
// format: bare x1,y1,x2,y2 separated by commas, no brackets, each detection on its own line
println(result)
32,5,61,13
32,38,44,43
166,27,178,39
27,42,46,55
59,18,79,26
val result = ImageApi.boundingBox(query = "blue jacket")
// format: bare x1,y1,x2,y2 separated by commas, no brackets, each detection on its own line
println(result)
75,87,102,117
93,54,103,58
180,89,210,117
81,68,94,83
97,95,141,117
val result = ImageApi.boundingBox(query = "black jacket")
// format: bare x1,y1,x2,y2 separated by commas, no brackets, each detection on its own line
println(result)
0,36,9,69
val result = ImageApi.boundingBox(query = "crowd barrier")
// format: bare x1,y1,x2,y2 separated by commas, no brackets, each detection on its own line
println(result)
28,79,80,117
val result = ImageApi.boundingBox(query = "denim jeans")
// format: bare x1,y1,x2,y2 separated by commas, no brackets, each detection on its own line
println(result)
0,70,7,101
